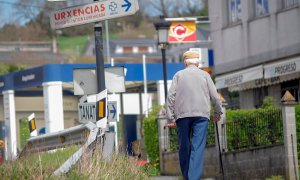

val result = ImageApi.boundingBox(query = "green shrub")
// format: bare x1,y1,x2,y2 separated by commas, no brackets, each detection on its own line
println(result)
261,96,276,109
226,107,283,151
143,105,161,169
265,175,284,180
295,105,300,162
19,118,30,149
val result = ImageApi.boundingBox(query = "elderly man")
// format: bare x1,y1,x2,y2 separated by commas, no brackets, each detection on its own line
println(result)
166,50,222,180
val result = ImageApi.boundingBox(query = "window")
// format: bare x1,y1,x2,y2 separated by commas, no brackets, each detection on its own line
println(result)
254,87,268,108
228,0,242,23
138,46,148,53
123,47,133,53
255,0,269,16
283,0,298,8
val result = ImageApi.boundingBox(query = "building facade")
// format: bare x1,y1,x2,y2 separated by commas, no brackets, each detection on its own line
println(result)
209,0,300,109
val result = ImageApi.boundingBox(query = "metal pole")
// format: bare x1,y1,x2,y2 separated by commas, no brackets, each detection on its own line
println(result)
161,47,168,100
105,20,111,64
94,21,105,92
216,122,225,180
142,54,148,117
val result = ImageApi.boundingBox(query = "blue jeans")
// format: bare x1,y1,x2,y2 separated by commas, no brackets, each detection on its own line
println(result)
176,117,209,180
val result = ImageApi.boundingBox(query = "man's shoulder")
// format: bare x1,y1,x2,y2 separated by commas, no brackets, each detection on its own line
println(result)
188,67,210,76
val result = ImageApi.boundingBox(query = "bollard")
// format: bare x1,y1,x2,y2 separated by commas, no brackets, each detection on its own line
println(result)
281,91,299,180
157,106,169,174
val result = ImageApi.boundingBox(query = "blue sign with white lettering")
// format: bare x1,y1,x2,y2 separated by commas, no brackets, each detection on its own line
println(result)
13,67,43,89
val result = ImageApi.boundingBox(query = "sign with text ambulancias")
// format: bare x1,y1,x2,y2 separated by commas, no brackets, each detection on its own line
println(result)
50,0,139,29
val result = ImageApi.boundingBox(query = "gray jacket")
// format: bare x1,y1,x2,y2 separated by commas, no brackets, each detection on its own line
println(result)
166,65,222,121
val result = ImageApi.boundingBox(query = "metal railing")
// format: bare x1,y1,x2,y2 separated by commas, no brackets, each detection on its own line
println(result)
226,108,283,151
18,122,104,176
19,122,98,157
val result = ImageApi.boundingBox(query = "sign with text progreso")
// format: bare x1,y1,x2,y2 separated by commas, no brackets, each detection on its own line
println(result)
264,57,300,78
50,0,139,29
168,21,197,43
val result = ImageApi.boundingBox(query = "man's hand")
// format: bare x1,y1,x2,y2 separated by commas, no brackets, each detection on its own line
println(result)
167,122,176,127
213,114,221,122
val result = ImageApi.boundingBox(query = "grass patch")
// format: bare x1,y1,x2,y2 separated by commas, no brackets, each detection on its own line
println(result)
0,145,79,179
0,145,150,179
69,150,150,180
57,35,90,56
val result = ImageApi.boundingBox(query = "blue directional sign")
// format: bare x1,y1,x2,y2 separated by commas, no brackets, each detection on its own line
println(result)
108,101,118,122
122,0,132,12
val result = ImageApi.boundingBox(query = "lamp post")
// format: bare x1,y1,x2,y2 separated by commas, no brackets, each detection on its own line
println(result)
154,19,171,101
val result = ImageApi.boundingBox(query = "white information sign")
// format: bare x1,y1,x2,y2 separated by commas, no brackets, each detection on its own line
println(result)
78,102,96,123
50,0,139,29
73,67,125,95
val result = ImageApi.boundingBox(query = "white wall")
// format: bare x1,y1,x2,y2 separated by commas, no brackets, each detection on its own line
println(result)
209,0,300,74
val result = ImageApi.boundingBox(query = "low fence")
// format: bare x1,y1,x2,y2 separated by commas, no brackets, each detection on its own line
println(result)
226,108,283,151
158,104,297,179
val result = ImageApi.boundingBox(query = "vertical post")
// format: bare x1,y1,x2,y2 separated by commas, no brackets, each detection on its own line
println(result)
105,20,110,64
94,21,106,92
109,60,118,152
142,54,148,117
43,81,64,133
157,107,168,174
281,91,299,180
2,90,17,160
216,93,228,152
161,47,168,100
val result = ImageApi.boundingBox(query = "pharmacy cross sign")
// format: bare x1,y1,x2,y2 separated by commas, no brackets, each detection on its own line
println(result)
50,0,139,29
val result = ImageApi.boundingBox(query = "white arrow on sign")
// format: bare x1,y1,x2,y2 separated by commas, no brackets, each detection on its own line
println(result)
50,0,139,29
108,101,118,122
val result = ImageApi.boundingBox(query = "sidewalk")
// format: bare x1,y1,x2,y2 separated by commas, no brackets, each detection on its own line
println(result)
151,176,216,180
151,176,179,180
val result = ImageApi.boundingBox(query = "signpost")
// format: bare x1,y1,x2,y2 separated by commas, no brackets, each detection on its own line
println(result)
73,67,126,95
50,0,140,29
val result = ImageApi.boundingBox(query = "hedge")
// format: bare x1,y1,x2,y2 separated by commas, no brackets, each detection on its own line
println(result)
295,105,300,160
143,105,161,168
226,107,283,151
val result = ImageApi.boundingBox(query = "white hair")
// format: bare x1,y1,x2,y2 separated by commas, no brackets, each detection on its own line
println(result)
184,58,200,64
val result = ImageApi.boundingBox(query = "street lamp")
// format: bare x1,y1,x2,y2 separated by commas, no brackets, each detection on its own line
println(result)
154,18,171,101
